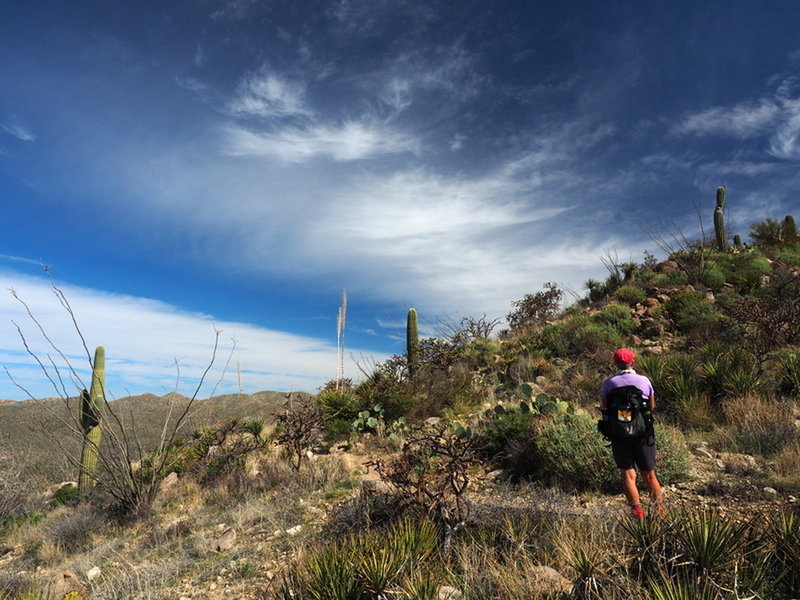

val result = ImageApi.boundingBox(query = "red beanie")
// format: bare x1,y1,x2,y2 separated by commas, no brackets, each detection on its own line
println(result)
613,348,635,367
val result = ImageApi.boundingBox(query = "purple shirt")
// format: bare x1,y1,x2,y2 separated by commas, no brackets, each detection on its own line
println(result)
600,372,654,400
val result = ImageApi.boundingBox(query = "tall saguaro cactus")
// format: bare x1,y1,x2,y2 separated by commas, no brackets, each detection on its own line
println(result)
406,308,420,380
78,346,105,494
714,186,727,251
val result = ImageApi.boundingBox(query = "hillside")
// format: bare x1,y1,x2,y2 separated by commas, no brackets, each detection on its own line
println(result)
1,209,799,599
0,391,305,482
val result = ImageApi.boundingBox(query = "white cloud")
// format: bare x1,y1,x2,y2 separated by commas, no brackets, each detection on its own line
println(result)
224,120,419,162
228,72,310,119
673,99,781,138
768,109,800,160
1,121,35,142
673,77,800,161
0,270,388,401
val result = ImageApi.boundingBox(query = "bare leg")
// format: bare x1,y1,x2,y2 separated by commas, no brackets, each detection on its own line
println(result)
620,469,640,505
640,470,663,502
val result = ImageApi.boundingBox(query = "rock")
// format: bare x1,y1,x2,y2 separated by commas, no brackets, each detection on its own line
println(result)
158,471,179,494
425,417,442,426
487,469,505,482
286,525,302,536
44,570,86,600
214,528,237,552
86,567,102,581
438,585,463,599
528,565,572,594
763,487,778,497
656,261,679,273
694,447,714,460
716,459,725,469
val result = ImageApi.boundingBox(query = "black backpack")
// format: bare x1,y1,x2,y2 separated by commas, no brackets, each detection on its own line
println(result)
597,385,654,441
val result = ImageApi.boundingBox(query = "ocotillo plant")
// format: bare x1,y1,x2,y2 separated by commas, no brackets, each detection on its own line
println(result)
407,308,420,379
714,186,727,251
78,346,105,494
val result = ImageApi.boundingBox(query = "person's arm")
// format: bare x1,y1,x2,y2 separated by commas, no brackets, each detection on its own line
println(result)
648,393,655,411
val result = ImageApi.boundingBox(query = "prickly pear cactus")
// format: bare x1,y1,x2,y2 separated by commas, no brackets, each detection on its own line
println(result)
78,346,105,495
518,382,533,400
714,186,726,251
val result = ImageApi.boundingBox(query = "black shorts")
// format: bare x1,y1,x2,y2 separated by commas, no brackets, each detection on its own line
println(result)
611,436,657,471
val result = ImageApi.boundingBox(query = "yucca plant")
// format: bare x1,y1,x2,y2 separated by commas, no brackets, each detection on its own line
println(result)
777,352,800,397
302,543,363,600
358,545,406,598
674,509,750,578
769,508,800,596
394,570,440,600
619,513,675,576
647,571,722,600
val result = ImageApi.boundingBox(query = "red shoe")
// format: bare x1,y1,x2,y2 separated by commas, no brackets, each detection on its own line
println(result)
630,504,645,520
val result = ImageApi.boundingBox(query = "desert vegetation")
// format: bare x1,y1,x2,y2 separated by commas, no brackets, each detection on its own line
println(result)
1,191,799,599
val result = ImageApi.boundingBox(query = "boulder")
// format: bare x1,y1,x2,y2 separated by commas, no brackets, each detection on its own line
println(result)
44,570,86,600
214,528,237,552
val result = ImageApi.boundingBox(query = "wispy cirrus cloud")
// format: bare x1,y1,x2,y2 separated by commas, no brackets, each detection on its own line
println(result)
673,99,781,138
224,120,419,162
673,76,800,161
1,120,35,142
227,72,310,118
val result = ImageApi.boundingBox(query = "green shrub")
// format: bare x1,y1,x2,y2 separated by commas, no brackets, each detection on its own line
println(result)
591,302,638,335
519,414,690,492
727,252,772,292
774,244,800,267
699,262,727,290
536,323,570,357
614,285,647,306
315,389,364,422
476,410,535,463
663,292,721,338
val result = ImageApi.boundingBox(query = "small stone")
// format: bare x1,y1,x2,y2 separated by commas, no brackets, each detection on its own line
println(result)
438,585,463,599
425,417,441,426
694,448,714,460
86,566,102,581
763,487,778,496
286,525,302,536
715,459,725,469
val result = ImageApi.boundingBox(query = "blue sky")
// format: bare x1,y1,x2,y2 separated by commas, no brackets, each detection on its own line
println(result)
2,1,800,400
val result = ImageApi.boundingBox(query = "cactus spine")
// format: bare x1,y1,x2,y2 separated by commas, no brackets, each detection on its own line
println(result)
406,308,420,379
714,186,726,251
78,346,105,494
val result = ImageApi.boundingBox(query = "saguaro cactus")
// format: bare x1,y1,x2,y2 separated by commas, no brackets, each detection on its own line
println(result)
406,308,420,379
714,186,727,251
78,346,105,494
783,215,797,242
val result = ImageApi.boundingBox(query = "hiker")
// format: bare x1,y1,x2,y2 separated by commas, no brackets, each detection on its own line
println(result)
599,348,664,519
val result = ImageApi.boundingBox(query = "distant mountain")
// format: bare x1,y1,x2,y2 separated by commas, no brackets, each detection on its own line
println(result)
0,390,309,482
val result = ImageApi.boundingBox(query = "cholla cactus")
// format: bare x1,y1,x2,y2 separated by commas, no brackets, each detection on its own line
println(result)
714,186,727,251
78,346,105,494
